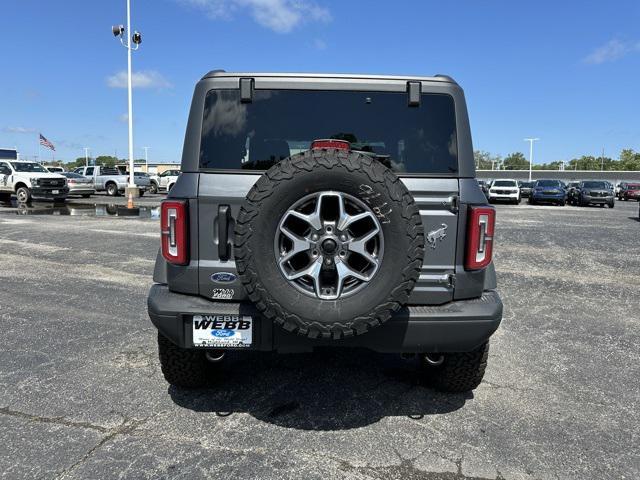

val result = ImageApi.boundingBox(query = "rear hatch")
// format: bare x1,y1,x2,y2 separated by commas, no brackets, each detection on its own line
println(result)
190,81,475,306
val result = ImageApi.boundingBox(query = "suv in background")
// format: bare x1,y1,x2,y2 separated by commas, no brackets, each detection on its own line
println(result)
149,169,180,194
518,181,534,198
148,71,503,393
529,179,566,206
617,182,640,201
487,179,520,204
574,180,614,208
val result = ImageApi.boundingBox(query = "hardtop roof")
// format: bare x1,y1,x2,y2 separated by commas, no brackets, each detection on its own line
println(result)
201,70,457,84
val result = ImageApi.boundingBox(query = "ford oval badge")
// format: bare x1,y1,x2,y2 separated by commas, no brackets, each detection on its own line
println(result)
211,329,234,338
211,272,237,284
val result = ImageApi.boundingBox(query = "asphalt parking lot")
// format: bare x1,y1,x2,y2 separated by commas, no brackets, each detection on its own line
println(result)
0,200,638,480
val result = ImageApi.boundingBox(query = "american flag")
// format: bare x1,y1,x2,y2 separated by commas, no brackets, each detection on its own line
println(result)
39,133,55,151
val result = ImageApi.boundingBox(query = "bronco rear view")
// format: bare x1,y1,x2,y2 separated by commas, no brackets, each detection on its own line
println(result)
148,71,503,392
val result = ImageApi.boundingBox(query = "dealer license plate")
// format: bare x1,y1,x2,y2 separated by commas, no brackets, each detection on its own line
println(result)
192,314,252,348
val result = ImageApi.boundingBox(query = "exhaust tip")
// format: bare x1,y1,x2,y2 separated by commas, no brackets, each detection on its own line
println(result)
424,354,444,366
205,350,225,363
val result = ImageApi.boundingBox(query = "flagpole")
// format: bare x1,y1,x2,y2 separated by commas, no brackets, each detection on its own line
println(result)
38,134,41,164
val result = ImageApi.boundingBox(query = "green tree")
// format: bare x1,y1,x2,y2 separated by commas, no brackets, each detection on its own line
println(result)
94,155,119,167
474,150,502,170
619,149,640,170
503,152,528,170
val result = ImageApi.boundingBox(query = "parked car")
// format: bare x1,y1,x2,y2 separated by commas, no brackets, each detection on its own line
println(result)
573,180,614,208
518,181,534,198
529,179,566,206
0,160,68,203
487,179,520,204
566,181,581,204
617,182,640,201
477,180,490,198
73,166,150,196
149,169,180,194
61,172,95,198
147,71,503,393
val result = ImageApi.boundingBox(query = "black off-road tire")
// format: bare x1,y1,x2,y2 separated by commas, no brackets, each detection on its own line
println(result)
427,342,490,393
235,148,424,340
157,332,211,388
149,182,158,194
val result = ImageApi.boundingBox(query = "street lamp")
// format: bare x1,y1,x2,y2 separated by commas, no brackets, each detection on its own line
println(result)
112,0,142,199
524,138,539,182
143,146,150,172
83,147,90,167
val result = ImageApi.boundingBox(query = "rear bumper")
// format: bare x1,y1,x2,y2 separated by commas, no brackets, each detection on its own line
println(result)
147,284,503,353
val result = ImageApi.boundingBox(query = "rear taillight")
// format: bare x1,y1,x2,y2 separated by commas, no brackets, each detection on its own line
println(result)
465,206,495,271
311,139,350,150
161,200,188,265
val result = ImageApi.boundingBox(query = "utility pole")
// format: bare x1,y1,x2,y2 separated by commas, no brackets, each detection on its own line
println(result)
524,138,539,182
84,147,90,167
143,146,149,172
601,147,605,172
112,1,143,203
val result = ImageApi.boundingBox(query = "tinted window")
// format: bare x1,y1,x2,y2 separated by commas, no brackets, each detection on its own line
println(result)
493,180,517,187
62,172,83,178
535,180,561,187
199,89,458,174
100,167,120,175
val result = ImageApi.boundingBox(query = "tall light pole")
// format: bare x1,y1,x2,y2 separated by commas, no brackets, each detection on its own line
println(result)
524,138,539,182
143,146,150,172
112,1,142,199
83,147,90,167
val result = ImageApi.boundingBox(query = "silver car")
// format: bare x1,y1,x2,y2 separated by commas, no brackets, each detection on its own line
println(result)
61,172,95,198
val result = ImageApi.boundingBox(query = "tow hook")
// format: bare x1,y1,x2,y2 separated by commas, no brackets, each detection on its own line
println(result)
205,350,225,363
424,353,445,366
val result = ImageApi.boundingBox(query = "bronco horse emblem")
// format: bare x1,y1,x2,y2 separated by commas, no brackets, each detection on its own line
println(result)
426,224,448,249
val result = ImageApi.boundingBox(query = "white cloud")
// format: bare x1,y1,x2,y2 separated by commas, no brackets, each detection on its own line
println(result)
106,70,173,89
3,126,36,134
178,0,331,33
313,38,327,50
584,39,640,65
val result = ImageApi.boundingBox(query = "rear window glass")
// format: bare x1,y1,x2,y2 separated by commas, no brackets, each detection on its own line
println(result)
493,180,516,187
199,89,458,174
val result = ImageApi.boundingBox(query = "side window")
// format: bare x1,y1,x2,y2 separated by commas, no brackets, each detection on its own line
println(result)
0,162,10,174
85,167,94,176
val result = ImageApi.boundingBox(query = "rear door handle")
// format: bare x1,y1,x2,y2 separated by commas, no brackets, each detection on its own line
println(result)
218,205,231,261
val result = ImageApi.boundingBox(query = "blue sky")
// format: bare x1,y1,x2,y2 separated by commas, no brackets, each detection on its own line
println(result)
1,0,639,164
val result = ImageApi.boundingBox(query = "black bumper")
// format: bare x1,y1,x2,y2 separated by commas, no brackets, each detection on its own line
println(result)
147,284,503,353
31,187,69,198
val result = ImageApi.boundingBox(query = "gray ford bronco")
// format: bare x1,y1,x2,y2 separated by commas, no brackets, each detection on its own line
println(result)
148,71,502,392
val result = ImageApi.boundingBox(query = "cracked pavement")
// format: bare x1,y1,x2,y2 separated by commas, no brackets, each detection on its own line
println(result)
0,201,639,479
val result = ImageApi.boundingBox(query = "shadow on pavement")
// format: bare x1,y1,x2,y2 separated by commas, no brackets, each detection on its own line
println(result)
169,348,470,431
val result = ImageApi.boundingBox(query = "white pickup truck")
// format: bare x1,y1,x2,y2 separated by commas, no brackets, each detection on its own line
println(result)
73,166,150,196
0,160,68,203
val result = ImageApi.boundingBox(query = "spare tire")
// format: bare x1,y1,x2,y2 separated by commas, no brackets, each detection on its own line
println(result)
234,148,424,339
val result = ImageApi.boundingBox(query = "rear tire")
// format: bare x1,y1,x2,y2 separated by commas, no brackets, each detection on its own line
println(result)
426,342,490,393
157,333,211,388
